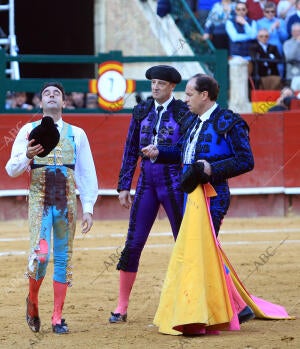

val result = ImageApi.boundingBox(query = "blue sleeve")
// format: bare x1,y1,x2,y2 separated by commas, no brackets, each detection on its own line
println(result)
210,119,254,182
226,19,257,42
156,145,182,164
278,19,288,42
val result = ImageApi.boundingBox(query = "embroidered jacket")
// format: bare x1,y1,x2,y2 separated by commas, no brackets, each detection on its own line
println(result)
157,106,254,184
117,97,192,191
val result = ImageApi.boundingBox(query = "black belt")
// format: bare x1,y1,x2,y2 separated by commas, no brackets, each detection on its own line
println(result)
31,164,75,170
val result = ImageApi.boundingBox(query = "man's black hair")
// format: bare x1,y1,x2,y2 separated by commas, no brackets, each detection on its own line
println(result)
40,81,66,100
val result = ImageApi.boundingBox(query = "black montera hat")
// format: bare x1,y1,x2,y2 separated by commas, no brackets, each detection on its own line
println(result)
28,116,60,157
145,65,182,84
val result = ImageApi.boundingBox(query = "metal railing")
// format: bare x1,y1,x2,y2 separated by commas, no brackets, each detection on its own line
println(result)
0,49,228,113
170,0,221,75
170,0,215,54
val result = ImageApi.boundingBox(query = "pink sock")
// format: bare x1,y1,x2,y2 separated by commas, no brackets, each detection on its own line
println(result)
28,277,44,317
114,270,137,315
52,281,68,325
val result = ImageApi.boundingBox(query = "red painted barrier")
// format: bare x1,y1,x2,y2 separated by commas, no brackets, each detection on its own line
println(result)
0,113,138,191
0,111,299,218
1,111,299,190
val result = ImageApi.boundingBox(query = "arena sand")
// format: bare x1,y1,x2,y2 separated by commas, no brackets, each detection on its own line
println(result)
0,217,299,349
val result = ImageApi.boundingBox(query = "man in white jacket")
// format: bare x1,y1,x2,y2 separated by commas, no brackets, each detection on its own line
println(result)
6,82,98,334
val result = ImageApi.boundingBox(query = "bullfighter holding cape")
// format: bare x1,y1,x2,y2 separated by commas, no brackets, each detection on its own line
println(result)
145,73,293,336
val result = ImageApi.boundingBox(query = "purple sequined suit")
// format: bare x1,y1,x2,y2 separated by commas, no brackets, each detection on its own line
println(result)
117,97,191,272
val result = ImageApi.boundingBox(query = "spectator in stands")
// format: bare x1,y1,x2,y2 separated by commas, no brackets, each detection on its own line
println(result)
267,85,296,110
283,22,300,85
257,2,288,77
257,2,288,54
250,28,282,89
277,0,296,21
64,93,76,110
71,91,86,109
244,0,269,20
5,91,14,109
225,1,257,60
243,0,280,17
286,0,300,36
156,0,171,17
86,93,99,109
197,0,220,27
32,93,41,109
156,0,200,18
11,92,33,110
202,0,236,49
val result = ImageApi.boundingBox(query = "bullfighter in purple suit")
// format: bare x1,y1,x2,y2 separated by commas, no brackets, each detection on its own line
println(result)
109,65,194,323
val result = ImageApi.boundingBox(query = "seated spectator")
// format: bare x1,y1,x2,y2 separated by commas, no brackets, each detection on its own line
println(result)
250,28,282,89
268,95,296,110
156,0,171,17
86,93,99,109
5,91,13,109
243,0,278,20
225,1,257,60
64,93,76,110
283,22,300,85
286,0,300,36
277,0,296,21
10,92,33,110
31,93,41,109
71,91,86,108
197,0,220,27
267,86,296,111
244,0,268,20
257,2,288,77
256,2,288,55
202,0,236,49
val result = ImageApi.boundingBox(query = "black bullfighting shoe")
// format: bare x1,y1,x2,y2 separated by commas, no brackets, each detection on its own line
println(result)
238,305,255,324
26,297,41,332
52,318,69,334
109,312,127,323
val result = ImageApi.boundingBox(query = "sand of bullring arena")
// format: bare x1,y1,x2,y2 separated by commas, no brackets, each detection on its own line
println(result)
0,217,299,349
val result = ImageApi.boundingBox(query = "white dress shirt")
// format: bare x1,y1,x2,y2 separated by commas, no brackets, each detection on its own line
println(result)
183,103,218,164
5,117,98,214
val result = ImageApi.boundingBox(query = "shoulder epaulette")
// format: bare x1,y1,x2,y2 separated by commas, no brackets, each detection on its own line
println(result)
132,97,154,121
213,109,248,134
171,99,195,133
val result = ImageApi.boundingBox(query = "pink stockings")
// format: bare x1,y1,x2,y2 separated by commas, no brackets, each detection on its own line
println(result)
114,270,137,315
52,281,68,325
28,277,68,325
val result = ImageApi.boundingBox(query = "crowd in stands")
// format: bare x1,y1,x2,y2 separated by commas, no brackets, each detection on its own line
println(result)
157,0,300,108
3,0,300,112
5,91,100,111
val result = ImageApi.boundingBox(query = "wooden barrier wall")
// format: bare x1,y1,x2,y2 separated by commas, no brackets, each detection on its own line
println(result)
0,111,299,219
